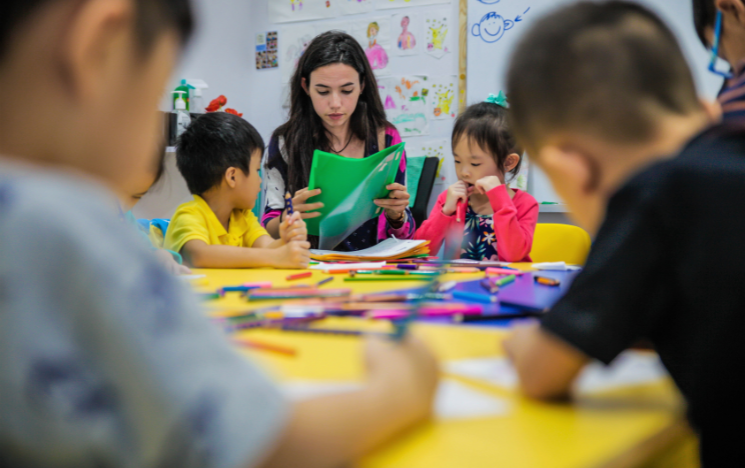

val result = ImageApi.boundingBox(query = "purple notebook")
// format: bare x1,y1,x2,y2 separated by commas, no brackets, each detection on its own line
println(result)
452,270,580,312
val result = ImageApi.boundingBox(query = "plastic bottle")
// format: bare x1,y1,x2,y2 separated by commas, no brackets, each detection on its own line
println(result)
186,79,209,113
174,91,191,138
172,79,190,111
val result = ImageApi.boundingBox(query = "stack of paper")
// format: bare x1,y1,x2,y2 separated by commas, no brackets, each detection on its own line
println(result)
310,238,430,262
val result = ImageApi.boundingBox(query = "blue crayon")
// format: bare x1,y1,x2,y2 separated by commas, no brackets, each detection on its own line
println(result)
453,290,499,304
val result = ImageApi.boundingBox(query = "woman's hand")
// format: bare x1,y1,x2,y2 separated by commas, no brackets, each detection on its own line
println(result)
289,188,324,219
374,183,410,224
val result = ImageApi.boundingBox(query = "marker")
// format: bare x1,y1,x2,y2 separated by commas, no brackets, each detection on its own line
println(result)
233,338,297,357
344,277,430,282
286,271,312,281
243,282,273,289
453,290,499,304
456,200,463,222
397,264,419,270
486,267,525,276
481,279,500,294
493,274,516,286
316,277,334,287
535,276,561,286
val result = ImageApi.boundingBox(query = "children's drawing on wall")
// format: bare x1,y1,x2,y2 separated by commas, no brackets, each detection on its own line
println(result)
352,18,391,75
428,76,457,119
471,8,531,44
476,0,502,4
393,13,420,56
269,0,335,24
339,0,374,15
424,12,452,59
281,26,317,82
405,139,450,182
379,76,429,137
375,0,450,9
366,22,389,70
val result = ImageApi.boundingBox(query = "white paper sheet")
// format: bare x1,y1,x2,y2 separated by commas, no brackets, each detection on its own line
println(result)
424,11,453,59
338,0,374,15
351,18,392,76
282,378,511,420
391,13,422,57
375,0,451,10
532,261,582,271
379,76,430,137
310,261,387,271
428,75,458,120
269,0,337,24
445,351,669,394
280,25,318,83
310,238,428,259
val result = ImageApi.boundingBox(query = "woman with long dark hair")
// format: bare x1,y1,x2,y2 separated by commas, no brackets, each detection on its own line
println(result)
262,31,414,250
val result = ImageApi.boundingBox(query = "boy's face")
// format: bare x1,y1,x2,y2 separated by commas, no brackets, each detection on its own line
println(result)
452,137,503,189
531,138,607,235
233,150,263,210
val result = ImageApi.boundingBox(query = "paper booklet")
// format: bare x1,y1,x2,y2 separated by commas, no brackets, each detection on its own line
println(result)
306,142,406,250
310,238,429,262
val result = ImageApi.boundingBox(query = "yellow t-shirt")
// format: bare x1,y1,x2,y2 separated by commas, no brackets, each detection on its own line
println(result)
164,195,269,253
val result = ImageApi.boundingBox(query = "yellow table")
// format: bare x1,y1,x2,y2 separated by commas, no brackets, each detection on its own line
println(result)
191,267,699,468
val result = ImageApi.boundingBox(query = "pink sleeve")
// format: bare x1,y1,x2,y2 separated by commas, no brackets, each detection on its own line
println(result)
376,126,413,240
487,187,539,262
414,190,464,254
261,209,281,227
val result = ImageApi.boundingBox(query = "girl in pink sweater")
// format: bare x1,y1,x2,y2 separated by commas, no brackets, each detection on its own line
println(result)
415,96,539,262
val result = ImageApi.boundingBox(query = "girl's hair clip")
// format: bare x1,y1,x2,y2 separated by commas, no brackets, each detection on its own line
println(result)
485,91,509,108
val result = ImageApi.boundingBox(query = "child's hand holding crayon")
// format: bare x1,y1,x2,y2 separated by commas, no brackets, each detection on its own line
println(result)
280,211,307,243
276,240,311,269
442,180,469,216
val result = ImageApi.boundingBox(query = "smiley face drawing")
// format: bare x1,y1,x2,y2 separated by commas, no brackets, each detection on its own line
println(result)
471,12,514,43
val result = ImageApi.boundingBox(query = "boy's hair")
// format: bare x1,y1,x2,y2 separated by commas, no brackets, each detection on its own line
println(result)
507,1,701,149
176,112,265,196
693,0,717,47
0,0,193,62
452,102,523,179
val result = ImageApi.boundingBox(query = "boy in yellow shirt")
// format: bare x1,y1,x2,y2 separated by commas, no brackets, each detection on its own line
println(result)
165,112,310,268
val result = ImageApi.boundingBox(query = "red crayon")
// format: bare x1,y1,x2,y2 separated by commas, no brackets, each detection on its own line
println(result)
286,271,313,281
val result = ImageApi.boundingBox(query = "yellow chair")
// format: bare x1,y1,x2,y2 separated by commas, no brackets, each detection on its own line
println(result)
530,223,592,265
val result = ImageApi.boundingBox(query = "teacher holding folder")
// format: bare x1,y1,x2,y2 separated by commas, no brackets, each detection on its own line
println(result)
262,31,413,250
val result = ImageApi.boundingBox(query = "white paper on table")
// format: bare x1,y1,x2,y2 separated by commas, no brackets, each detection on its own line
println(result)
282,378,510,420
532,261,582,271
310,261,386,271
310,238,428,259
445,351,669,394
178,274,206,281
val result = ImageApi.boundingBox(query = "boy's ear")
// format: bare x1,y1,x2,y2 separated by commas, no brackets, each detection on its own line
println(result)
225,167,238,188
504,153,521,173
539,145,600,195
57,0,134,101
716,0,745,24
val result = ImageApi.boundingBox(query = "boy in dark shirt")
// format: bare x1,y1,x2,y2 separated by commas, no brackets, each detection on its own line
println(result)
502,2,741,465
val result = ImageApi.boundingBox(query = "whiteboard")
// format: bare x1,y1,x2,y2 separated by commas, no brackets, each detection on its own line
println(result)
466,0,723,204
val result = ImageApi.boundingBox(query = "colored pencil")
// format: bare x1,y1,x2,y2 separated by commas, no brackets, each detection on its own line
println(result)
284,192,294,215
233,337,297,357
486,268,525,276
286,271,312,281
453,290,499,304
535,276,561,286
344,277,430,282
316,277,334,287
493,274,516,286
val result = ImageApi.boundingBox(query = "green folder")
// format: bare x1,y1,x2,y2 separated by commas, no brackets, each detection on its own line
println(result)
306,142,405,249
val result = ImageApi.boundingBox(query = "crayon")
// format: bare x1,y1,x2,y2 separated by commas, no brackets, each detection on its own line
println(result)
286,271,313,281
453,290,499,304
397,264,419,270
244,282,273,289
284,192,294,215
344,277,429,282
316,276,334,287
233,338,297,357
535,276,561,286
481,279,500,294
486,267,525,276
493,274,516,286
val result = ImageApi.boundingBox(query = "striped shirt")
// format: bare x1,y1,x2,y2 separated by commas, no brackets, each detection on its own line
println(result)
718,64,745,121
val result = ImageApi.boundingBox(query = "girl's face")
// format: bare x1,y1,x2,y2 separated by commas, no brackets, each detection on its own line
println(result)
452,136,503,189
303,63,364,131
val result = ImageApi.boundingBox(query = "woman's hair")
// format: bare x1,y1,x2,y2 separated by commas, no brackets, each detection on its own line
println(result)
452,102,523,180
269,30,391,195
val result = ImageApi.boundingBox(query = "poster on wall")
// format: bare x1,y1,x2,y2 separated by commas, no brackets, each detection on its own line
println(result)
375,0,451,10
338,0,374,15
428,75,457,119
424,11,452,59
392,13,421,56
281,25,318,82
379,76,430,137
256,31,279,70
269,0,336,24
351,18,392,76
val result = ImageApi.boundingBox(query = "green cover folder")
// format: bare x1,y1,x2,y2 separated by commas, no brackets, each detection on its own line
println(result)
306,142,405,249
